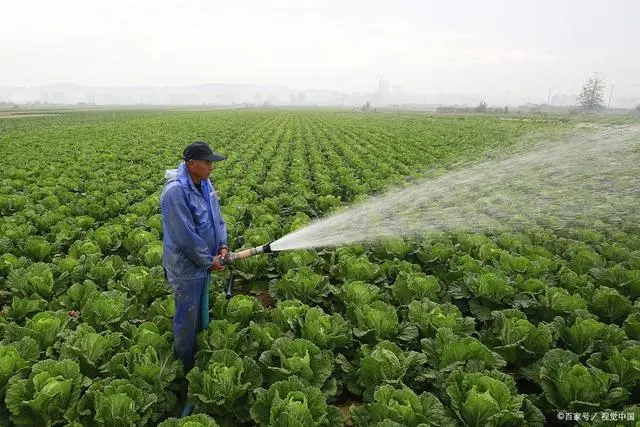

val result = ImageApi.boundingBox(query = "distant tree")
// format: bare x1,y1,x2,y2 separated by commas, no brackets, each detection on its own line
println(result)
635,103,640,113
577,73,606,112
475,100,488,113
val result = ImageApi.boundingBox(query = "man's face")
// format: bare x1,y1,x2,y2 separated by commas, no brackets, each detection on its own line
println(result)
187,159,214,181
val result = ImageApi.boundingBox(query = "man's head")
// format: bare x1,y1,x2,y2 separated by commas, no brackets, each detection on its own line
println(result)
183,141,226,183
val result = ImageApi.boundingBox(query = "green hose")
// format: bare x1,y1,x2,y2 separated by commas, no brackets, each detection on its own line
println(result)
181,273,211,417
200,273,211,330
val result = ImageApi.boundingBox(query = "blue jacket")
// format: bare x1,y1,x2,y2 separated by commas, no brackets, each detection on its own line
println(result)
160,162,227,281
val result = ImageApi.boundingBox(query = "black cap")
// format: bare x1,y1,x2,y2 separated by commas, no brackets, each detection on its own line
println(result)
183,141,227,162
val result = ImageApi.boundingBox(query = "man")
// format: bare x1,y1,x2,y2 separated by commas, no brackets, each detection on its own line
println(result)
160,141,229,371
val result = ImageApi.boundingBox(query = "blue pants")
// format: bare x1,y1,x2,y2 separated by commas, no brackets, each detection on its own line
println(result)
170,274,210,371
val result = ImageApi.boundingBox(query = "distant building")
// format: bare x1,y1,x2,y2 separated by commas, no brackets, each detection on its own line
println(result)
378,79,391,95
550,94,577,106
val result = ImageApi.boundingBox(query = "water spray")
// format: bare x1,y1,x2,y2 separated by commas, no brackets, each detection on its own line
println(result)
270,125,640,251
217,125,640,297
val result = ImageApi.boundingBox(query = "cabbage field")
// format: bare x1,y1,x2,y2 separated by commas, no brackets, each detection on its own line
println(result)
1,110,639,426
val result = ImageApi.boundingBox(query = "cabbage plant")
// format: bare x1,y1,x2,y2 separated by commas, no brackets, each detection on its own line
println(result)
250,378,343,426
187,349,262,423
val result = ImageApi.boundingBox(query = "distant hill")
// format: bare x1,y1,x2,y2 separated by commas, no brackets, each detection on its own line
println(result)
0,83,346,106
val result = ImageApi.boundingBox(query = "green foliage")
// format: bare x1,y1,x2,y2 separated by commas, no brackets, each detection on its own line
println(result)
250,378,344,426
259,337,334,391
269,266,330,304
351,385,453,427
446,369,527,426
5,359,84,426
187,349,262,423
0,110,638,426
158,414,220,427
536,349,627,412
577,73,606,111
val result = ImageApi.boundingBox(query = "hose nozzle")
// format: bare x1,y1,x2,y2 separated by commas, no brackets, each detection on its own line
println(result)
222,244,272,265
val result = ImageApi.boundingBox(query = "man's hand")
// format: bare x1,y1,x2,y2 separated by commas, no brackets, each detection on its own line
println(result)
219,246,229,260
208,255,225,272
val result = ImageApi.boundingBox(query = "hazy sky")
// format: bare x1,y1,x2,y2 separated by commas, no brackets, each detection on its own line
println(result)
2,0,639,99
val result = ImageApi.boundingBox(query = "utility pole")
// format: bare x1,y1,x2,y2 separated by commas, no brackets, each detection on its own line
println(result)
607,84,614,108
547,88,552,105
